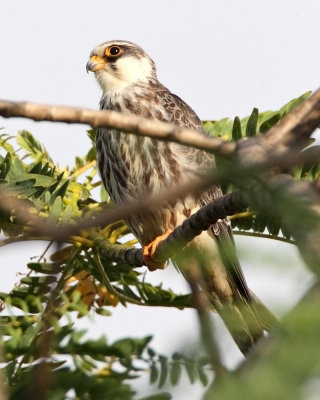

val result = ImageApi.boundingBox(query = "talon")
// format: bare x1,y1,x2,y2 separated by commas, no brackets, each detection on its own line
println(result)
143,229,173,271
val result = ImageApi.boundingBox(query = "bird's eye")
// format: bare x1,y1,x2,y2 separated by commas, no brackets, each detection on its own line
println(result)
106,46,122,57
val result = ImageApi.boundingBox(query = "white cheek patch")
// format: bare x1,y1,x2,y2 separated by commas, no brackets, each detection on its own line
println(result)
95,54,154,92
116,56,153,85
96,69,126,91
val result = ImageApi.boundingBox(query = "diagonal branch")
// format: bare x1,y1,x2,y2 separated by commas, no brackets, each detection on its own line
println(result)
0,143,319,244
0,145,319,267
0,178,211,241
95,190,247,267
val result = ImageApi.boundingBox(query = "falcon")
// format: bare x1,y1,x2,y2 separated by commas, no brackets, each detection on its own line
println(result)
86,40,275,355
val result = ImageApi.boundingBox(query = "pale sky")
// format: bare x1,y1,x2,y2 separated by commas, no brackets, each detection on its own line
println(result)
0,1,319,398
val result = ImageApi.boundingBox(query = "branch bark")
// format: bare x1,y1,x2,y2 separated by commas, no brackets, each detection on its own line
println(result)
0,99,236,157
0,88,320,163
0,92,319,275
96,190,247,267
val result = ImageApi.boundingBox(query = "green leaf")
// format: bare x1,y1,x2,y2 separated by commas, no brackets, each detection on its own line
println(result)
253,214,268,233
281,225,292,239
232,116,242,140
0,134,15,153
19,173,54,187
48,196,63,222
120,278,141,301
138,393,171,400
171,352,182,361
86,146,97,163
279,91,311,116
267,218,280,236
184,360,197,384
158,355,168,388
148,347,156,358
20,275,56,287
48,171,64,194
87,129,97,146
110,336,152,359
170,360,181,386
100,185,110,202
5,179,36,196
17,130,53,164
95,307,112,316
197,365,208,386
75,156,85,169
245,108,259,137
50,180,69,203
6,157,26,181
259,113,281,133
61,204,73,225
150,363,159,384
0,153,11,179
203,118,233,138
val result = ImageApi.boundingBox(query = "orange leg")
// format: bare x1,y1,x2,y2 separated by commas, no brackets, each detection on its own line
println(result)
143,229,173,271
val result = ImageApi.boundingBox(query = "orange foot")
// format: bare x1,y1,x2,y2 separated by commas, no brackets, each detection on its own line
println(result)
143,229,173,271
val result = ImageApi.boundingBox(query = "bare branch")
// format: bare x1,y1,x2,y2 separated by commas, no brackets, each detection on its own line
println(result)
0,99,236,157
0,88,319,164
0,92,319,281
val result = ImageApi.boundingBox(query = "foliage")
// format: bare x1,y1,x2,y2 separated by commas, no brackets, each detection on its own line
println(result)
0,92,319,399
0,129,208,399
204,91,320,243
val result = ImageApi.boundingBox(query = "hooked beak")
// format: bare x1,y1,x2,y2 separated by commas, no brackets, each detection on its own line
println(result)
86,55,106,73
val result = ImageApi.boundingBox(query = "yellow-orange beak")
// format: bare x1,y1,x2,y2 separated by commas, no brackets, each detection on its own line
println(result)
86,55,106,73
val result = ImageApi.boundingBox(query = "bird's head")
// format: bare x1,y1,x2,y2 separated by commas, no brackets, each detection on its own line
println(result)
86,40,157,92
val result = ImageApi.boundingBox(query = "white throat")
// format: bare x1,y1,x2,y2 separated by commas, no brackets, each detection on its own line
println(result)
96,55,154,93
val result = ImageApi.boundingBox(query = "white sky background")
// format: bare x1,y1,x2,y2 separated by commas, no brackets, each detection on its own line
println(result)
0,1,319,398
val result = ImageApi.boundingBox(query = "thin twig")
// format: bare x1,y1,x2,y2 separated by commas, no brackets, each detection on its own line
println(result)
233,230,295,245
13,246,80,389
92,249,193,309
93,250,145,306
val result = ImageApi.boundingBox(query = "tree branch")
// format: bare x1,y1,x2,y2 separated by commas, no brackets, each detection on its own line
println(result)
0,92,319,277
0,99,236,157
0,88,320,163
95,190,247,267
0,142,318,244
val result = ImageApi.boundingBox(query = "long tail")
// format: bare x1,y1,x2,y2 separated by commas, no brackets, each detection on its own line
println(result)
176,221,277,356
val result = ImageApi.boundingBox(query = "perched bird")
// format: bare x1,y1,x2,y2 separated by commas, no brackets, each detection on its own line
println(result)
87,40,276,355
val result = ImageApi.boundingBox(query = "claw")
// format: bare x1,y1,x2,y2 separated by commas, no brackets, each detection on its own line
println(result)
143,229,173,271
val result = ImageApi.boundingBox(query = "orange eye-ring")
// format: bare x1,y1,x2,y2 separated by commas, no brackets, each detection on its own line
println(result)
105,45,122,57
